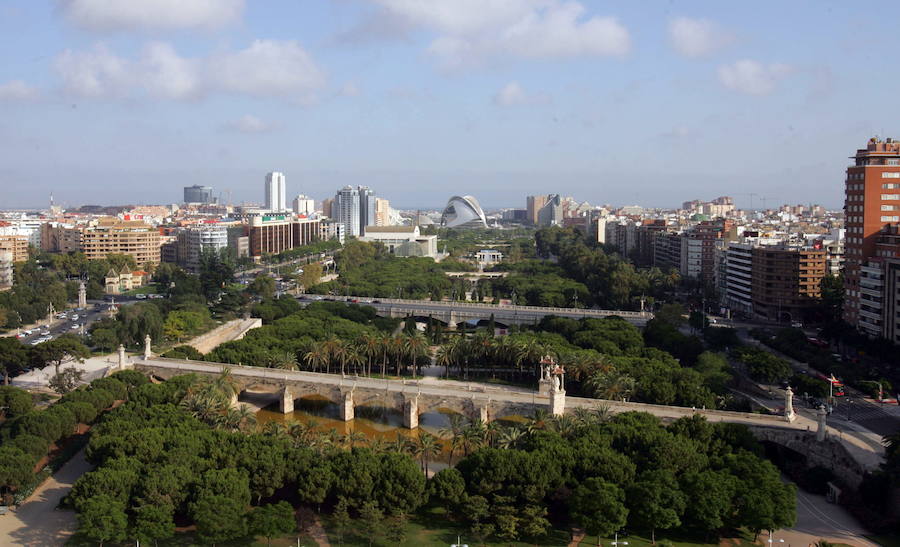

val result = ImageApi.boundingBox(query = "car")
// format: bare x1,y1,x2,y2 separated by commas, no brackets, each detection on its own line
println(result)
71,324,80,330
71,314,79,321
791,321,803,328
40,330,50,336
22,329,33,335
30,340,42,346
135,294,148,299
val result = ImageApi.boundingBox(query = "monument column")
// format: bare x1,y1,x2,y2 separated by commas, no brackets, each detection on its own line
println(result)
784,386,795,422
816,405,828,442
117,344,126,369
78,282,87,309
143,335,152,360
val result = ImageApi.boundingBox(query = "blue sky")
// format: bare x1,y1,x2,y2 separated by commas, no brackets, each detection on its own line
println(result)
0,1,896,210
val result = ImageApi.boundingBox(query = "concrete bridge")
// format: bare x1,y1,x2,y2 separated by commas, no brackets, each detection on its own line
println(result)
307,296,652,327
128,355,881,484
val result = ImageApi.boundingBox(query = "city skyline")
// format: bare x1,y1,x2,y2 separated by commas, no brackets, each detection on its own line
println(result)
2,1,898,209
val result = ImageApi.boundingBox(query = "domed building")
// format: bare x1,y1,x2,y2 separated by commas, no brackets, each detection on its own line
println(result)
440,195,488,229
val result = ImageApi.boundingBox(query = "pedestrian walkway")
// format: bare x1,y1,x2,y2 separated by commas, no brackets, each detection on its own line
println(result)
0,449,92,546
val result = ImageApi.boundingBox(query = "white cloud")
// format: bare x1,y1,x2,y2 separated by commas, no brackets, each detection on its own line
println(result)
718,60,792,95
53,40,325,101
668,17,733,57
370,0,630,67
208,40,325,101
0,80,40,101
493,81,527,106
61,0,243,31
223,114,276,134
338,82,361,97
140,42,201,100
54,44,130,98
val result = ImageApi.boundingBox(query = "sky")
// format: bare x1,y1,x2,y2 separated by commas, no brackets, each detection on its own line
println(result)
0,1,897,210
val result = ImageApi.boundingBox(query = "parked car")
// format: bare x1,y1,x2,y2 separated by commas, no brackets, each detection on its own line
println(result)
135,294,148,300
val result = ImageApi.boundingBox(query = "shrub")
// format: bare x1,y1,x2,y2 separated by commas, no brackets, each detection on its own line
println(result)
89,378,127,401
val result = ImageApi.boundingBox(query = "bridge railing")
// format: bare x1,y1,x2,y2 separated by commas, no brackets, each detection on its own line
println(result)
324,295,651,319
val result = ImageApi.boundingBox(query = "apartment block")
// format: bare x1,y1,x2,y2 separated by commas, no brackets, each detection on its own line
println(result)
843,137,900,329
751,245,826,323
81,220,161,265
0,235,30,262
248,215,320,258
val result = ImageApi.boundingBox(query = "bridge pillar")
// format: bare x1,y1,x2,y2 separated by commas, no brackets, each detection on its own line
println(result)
784,386,795,422
447,311,458,330
477,404,489,423
816,405,827,441
550,388,566,416
280,387,294,414
403,394,419,429
340,389,354,421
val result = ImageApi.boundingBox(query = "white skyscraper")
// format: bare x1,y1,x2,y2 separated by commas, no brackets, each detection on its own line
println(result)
292,194,315,215
264,172,287,212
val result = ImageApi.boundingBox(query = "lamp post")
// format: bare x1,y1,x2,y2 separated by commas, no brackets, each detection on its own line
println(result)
767,530,784,547
609,531,628,547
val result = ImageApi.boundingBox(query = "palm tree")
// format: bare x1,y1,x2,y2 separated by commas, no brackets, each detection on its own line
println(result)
319,337,343,375
232,403,257,432
438,413,467,466
417,432,443,475
260,421,287,437
303,343,328,373
267,351,299,371
462,419,487,455
586,370,636,401
379,334,392,376
213,367,239,403
345,430,367,449
526,408,550,434
390,335,407,376
359,334,380,377
549,414,577,438
405,333,429,379
496,426,525,449
369,438,390,454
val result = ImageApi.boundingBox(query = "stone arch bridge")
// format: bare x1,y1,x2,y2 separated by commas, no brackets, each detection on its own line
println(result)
129,355,881,486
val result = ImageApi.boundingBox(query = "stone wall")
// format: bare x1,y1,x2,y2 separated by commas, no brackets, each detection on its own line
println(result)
187,318,262,354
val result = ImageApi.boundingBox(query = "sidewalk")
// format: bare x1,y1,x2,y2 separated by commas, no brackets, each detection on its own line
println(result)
0,449,92,546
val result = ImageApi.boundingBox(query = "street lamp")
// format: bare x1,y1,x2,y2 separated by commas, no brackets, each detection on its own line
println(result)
610,531,628,547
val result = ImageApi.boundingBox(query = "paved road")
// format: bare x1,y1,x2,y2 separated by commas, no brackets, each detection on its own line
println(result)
0,449,92,546
778,488,878,547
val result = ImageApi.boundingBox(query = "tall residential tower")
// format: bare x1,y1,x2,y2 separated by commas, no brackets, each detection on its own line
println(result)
265,172,287,212
843,137,900,335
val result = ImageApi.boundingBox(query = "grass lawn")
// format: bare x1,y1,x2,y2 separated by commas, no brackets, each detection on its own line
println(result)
120,283,160,296
320,507,757,547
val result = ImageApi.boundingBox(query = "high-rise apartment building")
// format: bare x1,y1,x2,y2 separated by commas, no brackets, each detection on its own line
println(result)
375,197,391,226
292,195,315,216
843,137,900,330
174,225,229,272
333,186,376,237
0,235,29,263
537,194,563,227
0,251,13,288
321,198,334,219
751,245,826,323
81,219,161,266
265,172,287,212
526,195,548,225
184,185,214,204
247,215,320,258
